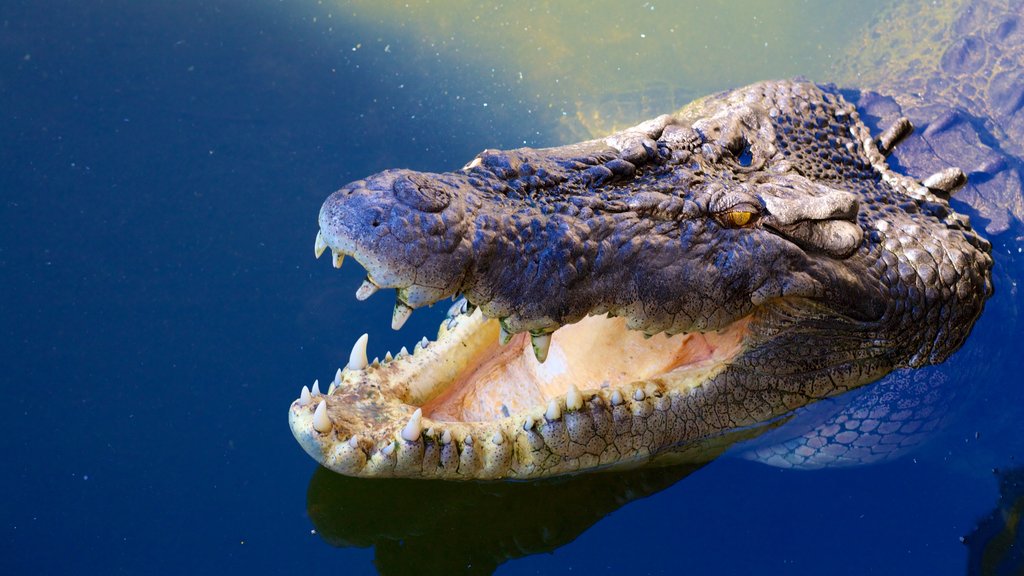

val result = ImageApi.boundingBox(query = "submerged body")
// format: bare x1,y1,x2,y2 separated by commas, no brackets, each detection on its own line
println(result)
289,79,993,479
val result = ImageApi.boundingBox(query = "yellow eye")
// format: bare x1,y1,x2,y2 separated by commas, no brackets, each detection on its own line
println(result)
721,210,755,227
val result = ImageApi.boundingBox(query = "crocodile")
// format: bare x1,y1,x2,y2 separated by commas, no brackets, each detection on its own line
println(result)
288,76,995,480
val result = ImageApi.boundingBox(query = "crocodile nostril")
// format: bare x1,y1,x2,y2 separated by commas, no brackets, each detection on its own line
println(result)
393,173,451,213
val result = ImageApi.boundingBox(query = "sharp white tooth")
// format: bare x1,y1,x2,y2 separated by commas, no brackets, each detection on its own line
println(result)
347,436,359,448
327,381,336,395
610,390,624,406
332,249,345,269
333,368,343,385
347,333,369,370
420,337,429,348
545,399,561,421
381,441,396,456
355,279,379,301
399,346,409,358
464,434,473,446
311,379,321,396
566,384,583,411
440,429,452,444
447,298,467,318
314,231,328,259
492,432,504,445
392,302,413,330
384,351,393,362
312,401,332,433
633,388,646,401
299,385,311,406
523,416,535,430
531,333,552,363
372,357,380,367
401,408,423,442
499,326,512,345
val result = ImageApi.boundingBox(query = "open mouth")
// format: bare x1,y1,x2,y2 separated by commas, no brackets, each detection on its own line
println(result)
288,78,995,480
418,308,750,424
289,239,755,479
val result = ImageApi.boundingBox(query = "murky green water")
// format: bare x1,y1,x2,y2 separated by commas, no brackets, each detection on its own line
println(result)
319,0,887,138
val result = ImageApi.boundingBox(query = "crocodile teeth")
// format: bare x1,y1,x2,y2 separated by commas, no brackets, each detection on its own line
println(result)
545,399,561,421
298,385,312,406
401,408,423,442
633,388,646,401
531,333,552,363
347,436,359,448
327,381,336,395
447,298,468,318
312,401,332,433
492,432,504,445
332,249,345,269
384,351,393,362
610,390,624,406
440,429,452,444
392,302,413,330
333,368,343,385
314,231,328,259
311,379,321,396
523,416,535,430
464,434,473,446
381,441,396,456
347,333,369,370
355,279,378,301
566,383,583,411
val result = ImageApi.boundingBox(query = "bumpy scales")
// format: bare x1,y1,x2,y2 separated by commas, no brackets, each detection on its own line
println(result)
290,80,992,479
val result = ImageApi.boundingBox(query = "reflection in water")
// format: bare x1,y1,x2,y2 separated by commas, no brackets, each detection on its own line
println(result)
304,428,775,574
307,463,701,575
740,366,954,469
965,467,1024,576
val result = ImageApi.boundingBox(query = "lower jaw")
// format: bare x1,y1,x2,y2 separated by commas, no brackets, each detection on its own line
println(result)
289,310,752,480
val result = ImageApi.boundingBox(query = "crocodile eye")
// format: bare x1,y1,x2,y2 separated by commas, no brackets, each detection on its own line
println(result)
719,210,757,228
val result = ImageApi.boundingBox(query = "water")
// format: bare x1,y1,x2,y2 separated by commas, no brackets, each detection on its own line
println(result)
3,1,1021,574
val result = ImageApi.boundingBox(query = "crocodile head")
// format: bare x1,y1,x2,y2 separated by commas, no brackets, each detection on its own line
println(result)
289,80,993,479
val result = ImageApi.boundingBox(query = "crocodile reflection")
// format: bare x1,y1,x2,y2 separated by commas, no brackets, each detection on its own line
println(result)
965,467,1024,576
305,430,755,575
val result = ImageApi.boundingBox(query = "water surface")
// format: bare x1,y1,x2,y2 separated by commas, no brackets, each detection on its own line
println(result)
3,1,1021,574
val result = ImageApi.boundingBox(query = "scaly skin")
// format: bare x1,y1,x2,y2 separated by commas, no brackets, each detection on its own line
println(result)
835,0,1024,235
290,80,993,479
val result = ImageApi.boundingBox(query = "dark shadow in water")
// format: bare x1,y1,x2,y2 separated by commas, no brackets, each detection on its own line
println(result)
304,423,783,574
965,466,1024,576
307,463,699,574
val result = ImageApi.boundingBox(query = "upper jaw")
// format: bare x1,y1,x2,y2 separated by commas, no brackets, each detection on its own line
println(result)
317,168,475,308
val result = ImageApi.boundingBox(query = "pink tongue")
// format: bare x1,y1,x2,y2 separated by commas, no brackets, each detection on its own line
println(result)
421,316,717,422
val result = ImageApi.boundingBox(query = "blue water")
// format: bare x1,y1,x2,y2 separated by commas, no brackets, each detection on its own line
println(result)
3,1,1022,574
